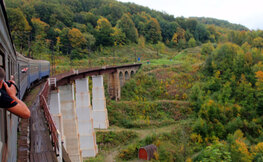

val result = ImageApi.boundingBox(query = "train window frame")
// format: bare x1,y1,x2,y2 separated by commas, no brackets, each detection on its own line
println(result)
0,51,4,69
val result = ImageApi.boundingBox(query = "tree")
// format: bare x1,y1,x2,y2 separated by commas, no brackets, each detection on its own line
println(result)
185,19,197,34
111,27,126,46
31,18,49,36
31,18,50,55
68,28,87,48
145,18,162,44
195,142,231,162
83,32,96,50
155,41,165,56
6,8,31,53
95,17,114,46
201,42,214,55
59,28,71,54
159,20,179,42
117,13,138,43
253,37,263,49
194,23,209,43
171,33,178,46
176,27,186,40
188,37,196,47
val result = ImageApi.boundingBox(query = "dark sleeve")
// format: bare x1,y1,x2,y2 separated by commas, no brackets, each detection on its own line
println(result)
0,89,17,109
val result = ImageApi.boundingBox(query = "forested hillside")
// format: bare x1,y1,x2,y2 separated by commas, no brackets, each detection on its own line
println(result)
5,0,263,161
5,0,252,60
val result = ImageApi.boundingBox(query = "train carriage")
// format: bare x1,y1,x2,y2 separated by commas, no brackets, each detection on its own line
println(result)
17,53,30,98
0,1,19,161
0,1,50,161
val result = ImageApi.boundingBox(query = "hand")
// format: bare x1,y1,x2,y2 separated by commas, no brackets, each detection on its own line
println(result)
3,81,17,98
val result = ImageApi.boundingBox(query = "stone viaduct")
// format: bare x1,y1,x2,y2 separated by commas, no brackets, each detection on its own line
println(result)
48,64,141,162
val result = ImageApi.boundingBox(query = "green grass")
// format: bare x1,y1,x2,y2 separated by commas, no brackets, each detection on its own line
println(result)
55,45,203,161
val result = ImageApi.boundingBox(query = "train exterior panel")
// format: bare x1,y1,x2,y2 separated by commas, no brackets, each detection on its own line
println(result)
17,53,30,98
0,1,50,161
40,60,50,78
0,1,19,161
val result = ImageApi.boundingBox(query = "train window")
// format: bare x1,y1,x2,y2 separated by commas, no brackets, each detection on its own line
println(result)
8,57,11,79
0,52,4,69
0,55,3,67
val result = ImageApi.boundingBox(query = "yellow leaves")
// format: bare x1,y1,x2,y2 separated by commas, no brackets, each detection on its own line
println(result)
96,17,112,30
207,99,214,106
154,139,161,147
253,142,263,153
171,33,178,43
31,18,49,31
256,71,263,82
111,27,126,46
190,133,203,143
153,151,159,160
138,35,145,48
176,27,186,40
185,157,192,162
215,70,221,78
253,37,263,48
56,37,61,45
182,93,188,100
68,28,87,48
231,138,252,161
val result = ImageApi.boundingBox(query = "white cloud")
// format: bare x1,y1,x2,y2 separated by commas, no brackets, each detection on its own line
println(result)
117,0,263,30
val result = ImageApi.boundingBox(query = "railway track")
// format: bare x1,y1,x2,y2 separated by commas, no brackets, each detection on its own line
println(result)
17,80,57,162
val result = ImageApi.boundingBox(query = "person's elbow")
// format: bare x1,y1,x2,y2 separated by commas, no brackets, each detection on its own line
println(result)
21,107,31,119
7,104,31,119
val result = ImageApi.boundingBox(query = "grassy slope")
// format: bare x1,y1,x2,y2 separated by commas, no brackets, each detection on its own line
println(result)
85,45,204,161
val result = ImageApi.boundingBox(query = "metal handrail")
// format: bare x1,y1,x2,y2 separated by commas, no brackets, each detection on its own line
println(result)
39,81,59,155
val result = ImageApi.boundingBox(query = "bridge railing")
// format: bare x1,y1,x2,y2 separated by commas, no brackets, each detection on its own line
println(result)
39,81,59,156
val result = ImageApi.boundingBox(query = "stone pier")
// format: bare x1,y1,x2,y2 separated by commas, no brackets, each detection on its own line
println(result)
75,78,98,157
92,75,109,129
108,72,121,100
59,84,82,162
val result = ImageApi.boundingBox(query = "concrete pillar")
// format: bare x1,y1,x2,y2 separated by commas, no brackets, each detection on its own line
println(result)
49,90,63,162
108,72,121,100
92,75,109,129
75,78,98,157
59,84,82,162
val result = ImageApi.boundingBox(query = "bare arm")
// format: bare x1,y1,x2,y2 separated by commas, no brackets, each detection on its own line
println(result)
3,82,30,119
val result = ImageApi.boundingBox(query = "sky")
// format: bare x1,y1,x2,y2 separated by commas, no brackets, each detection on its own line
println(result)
117,0,263,30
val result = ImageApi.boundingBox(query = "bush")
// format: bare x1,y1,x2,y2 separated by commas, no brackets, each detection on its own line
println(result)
96,131,138,150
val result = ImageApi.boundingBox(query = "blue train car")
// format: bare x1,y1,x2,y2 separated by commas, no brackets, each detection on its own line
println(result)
0,1,50,161
17,53,30,98
40,60,50,78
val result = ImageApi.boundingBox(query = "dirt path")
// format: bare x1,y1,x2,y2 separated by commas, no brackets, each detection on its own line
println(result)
97,120,190,161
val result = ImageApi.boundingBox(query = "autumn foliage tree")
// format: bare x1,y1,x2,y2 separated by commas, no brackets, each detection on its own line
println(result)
145,18,162,44
6,8,31,53
95,17,114,46
68,28,87,48
117,14,138,43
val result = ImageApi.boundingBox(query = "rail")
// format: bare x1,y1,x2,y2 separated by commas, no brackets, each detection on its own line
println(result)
39,81,59,155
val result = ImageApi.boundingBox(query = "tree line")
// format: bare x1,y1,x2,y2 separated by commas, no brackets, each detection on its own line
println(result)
6,0,252,59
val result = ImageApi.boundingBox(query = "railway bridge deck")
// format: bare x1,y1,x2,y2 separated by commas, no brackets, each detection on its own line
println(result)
18,63,142,162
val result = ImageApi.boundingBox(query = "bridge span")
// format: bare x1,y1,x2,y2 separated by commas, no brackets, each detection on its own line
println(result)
41,63,141,161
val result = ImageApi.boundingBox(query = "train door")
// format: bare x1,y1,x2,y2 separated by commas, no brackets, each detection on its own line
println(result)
0,51,8,162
